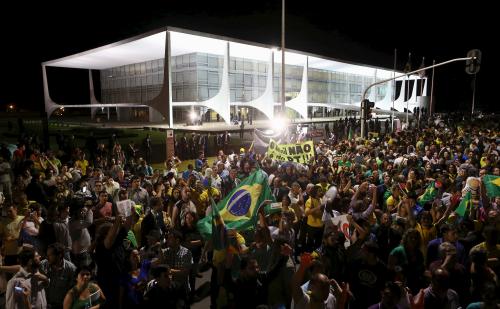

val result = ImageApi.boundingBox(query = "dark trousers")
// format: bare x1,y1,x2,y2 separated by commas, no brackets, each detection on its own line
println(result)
305,225,323,253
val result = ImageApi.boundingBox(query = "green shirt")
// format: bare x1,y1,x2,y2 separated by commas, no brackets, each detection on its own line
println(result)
338,160,352,168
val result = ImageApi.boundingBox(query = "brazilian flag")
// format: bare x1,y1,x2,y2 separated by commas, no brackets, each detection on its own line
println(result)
455,192,471,217
418,181,437,205
483,175,500,198
197,169,275,240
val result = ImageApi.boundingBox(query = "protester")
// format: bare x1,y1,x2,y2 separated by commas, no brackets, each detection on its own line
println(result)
1,112,499,308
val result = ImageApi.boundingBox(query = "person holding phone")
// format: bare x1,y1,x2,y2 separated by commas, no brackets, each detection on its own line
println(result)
6,248,48,309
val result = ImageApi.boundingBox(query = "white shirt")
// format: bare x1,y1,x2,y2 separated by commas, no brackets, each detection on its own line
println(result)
291,283,336,309
6,268,47,309
0,162,11,183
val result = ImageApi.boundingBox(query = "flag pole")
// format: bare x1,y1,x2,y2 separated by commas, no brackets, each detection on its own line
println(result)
406,74,409,127
392,48,397,132
361,54,476,132
405,52,411,128
471,73,477,117
430,59,436,117
281,0,286,116
418,57,425,128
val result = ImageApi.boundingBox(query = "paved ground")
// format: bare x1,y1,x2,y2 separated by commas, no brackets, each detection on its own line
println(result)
192,268,212,309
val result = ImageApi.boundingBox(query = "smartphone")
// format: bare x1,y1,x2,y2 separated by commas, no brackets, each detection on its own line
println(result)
15,286,23,293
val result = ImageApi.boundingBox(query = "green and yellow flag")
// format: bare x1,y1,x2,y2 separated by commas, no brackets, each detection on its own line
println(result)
483,175,500,198
197,169,275,240
211,197,227,250
455,192,471,217
418,181,437,205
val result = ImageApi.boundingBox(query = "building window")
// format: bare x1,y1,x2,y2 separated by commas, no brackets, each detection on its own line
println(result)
258,63,267,73
208,56,218,68
208,71,219,86
199,86,208,101
244,74,252,87
197,53,208,66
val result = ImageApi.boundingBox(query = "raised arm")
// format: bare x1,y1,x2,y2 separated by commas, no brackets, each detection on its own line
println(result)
291,254,311,304
104,216,123,249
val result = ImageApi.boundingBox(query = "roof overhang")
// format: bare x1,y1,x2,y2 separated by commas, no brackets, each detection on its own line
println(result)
42,26,402,77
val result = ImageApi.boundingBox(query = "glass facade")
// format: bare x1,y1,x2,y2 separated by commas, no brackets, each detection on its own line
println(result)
101,53,386,105
98,35,390,122
100,59,164,104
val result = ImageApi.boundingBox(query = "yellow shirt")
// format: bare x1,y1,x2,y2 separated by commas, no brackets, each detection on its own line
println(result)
132,217,144,248
415,223,437,256
76,159,89,176
319,183,330,193
386,195,400,210
470,242,500,269
0,215,24,256
470,242,500,260
305,197,323,228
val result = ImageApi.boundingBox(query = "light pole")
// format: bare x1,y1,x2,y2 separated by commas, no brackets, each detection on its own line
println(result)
281,0,286,116
360,52,479,138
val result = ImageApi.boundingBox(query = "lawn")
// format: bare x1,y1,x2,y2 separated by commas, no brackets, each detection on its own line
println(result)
0,117,254,164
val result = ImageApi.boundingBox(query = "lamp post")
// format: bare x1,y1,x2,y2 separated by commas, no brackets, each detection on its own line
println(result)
360,52,479,138
281,0,286,116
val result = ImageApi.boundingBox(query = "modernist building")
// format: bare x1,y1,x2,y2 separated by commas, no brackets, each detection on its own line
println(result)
42,27,428,126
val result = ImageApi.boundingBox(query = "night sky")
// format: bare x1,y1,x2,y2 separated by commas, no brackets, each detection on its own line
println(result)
1,1,496,113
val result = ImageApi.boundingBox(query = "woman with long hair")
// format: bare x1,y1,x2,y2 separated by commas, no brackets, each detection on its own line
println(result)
63,266,106,309
388,228,425,294
119,249,151,309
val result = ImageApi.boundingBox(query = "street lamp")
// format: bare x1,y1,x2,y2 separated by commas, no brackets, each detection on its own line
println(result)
359,50,480,138
281,0,286,116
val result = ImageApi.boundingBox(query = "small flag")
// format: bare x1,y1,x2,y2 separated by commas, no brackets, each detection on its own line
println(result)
418,181,437,205
404,52,412,73
483,175,500,198
418,57,426,78
455,192,471,217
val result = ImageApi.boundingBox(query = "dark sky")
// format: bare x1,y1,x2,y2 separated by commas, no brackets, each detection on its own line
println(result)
1,1,495,113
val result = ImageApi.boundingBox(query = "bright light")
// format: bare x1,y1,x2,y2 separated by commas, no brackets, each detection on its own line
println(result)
189,111,197,121
48,31,167,69
271,116,288,133
230,42,269,62
8,105,14,109
171,31,226,57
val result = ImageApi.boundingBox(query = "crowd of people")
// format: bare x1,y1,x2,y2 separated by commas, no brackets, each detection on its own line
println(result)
0,113,498,309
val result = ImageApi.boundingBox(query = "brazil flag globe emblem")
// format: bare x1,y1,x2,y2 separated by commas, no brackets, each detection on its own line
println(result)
220,184,262,221
227,189,252,216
